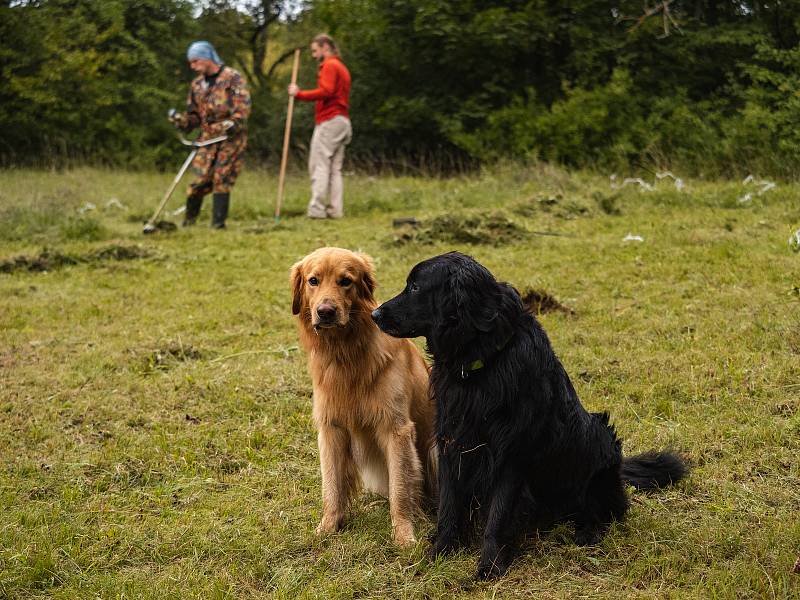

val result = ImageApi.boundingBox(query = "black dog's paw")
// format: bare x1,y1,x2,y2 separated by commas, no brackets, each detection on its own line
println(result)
574,526,602,546
425,544,439,562
476,557,510,580
426,537,457,562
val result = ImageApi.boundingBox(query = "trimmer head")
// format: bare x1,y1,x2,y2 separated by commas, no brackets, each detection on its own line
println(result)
142,220,177,234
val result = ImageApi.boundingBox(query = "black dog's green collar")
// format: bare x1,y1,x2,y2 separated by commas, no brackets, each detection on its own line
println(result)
461,359,484,379
460,331,514,380
468,358,484,371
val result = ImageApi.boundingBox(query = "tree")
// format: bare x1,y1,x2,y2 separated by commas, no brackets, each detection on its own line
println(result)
0,0,198,165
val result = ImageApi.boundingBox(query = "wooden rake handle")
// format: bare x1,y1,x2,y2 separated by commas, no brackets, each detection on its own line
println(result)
275,48,301,221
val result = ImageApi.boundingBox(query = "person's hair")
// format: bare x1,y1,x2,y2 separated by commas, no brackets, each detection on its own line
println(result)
313,34,340,56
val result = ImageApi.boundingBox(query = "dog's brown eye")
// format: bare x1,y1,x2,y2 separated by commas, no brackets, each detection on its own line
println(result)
339,277,352,286
309,277,319,286
409,282,419,293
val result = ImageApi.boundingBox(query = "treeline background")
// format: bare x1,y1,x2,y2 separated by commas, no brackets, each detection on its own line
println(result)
2,0,800,177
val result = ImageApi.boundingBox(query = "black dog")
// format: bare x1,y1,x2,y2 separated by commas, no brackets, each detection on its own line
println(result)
372,252,687,579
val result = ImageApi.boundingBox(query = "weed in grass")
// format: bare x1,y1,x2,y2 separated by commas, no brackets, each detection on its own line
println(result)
0,202,110,244
512,193,594,221
60,215,108,241
593,191,623,215
511,194,560,217
0,198,71,241
555,198,592,220
137,341,205,374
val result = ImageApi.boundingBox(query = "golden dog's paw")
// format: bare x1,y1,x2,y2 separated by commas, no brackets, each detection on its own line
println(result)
393,522,417,547
315,514,344,536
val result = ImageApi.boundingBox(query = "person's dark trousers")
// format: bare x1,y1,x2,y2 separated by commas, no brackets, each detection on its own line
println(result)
212,192,229,229
183,195,203,226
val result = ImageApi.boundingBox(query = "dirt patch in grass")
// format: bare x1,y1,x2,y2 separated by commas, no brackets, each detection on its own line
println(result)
86,244,152,261
80,457,164,491
593,191,623,215
512,194,561,217
204,442,250,475
0,243,153,274
520,287,575,315
512,194,594,220
137,341,205,374
0,248,78,273
393,211,527,246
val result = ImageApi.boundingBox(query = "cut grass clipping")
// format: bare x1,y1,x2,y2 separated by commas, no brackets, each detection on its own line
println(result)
393,211,527,246
0,243,153,273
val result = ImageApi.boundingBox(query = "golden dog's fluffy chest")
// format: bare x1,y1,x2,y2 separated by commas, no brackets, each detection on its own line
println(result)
304,330,410,429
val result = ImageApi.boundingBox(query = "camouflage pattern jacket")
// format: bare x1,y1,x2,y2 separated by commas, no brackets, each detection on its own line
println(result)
179,66,251,141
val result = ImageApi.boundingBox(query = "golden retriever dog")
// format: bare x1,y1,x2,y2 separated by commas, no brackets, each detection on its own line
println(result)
290,247,436,546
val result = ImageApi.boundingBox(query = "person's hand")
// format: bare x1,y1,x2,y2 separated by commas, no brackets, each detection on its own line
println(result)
288,83,299,96
219,120,236,135
167,109,184,129
209,120,236,136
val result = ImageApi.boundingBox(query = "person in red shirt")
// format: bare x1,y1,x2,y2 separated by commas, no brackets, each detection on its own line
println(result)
289,34,352,219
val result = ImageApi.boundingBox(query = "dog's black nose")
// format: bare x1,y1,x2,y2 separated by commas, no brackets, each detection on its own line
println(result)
317,304,337,322
371,308,381,322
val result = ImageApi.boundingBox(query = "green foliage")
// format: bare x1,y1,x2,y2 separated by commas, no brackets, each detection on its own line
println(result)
315,0,800,175
0,0,198,166
5,1,800,174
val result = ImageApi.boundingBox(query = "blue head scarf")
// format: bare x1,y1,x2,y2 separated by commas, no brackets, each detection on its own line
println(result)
187,41,222,65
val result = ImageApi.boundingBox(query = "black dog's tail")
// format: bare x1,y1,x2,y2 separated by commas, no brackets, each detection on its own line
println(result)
621,451,688,490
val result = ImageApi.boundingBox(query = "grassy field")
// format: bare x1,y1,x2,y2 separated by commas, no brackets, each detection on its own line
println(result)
1,163,799,599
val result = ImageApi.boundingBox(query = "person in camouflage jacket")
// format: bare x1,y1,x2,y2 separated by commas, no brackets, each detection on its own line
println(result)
171,41,251,229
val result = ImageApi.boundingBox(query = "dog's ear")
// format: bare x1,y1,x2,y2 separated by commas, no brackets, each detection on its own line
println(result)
355,252,376,301
290,259,305,315
452,261,500,333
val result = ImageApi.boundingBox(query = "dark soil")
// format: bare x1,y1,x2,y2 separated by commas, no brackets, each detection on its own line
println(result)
393,211,527,246
519,287,575,315
87,244,152,261
0,248,78,273
1,243,153,274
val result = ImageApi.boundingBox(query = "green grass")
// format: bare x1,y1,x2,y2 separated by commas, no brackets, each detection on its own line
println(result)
1,163,799,599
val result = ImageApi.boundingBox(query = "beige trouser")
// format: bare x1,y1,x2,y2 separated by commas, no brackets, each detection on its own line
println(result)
307,116,352,218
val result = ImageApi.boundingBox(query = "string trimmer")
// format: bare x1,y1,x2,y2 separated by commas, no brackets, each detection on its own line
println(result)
142,131,227,234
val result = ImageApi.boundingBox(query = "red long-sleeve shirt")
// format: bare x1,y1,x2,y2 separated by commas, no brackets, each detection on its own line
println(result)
296,56,351,124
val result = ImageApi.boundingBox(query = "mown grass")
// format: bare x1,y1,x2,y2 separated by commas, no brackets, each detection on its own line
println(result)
0,163,798,599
